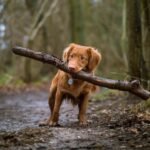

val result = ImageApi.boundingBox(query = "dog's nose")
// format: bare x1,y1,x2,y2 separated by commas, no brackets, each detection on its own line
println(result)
68,66,76,72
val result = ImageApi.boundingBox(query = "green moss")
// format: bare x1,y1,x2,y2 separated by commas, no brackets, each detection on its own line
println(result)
134,99,150,112
0,73,12,85
0,73,25,87
0,72,50,90
93,88,121,101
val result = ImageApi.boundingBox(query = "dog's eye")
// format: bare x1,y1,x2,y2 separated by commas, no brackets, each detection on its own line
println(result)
81,56,84,60
81,56,87,60
70,55,74,58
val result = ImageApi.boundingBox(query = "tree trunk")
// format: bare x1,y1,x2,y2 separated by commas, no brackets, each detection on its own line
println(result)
23,0,37,82
141,0,150,90
23,40,33,82
121,0,128,68
69,0,85,44
126,0,146,82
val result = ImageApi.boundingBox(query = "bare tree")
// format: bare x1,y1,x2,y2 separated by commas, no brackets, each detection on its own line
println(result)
126,0,147,85
141,0,150,90
23,0,58,82
69,0,85,44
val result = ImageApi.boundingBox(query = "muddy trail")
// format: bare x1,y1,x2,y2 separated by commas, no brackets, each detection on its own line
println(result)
0,88,149,150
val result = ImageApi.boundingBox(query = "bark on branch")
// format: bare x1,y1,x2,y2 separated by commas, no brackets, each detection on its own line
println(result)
12,47,150,100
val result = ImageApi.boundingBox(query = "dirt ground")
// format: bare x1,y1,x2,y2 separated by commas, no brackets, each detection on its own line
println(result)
0,87,149,150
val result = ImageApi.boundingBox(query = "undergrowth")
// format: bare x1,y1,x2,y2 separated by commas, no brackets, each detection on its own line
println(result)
93,88,123,101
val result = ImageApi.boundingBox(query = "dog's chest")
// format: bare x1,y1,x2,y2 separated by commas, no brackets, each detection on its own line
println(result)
61,78,85,98
67,78,74,85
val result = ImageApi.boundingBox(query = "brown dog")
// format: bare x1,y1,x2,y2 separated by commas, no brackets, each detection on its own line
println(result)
40,43,101,126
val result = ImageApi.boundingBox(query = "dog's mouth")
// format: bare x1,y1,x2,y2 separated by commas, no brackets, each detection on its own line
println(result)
82,67,89,72
68,66,80,73
67,65,89,73
69,68,88,73
67,61,89,73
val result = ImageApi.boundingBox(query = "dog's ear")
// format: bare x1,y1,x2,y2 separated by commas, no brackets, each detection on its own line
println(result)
87,48,102,72
63,44,74,62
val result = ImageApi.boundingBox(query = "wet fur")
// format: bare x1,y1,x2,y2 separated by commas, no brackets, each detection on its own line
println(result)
40,43,101,126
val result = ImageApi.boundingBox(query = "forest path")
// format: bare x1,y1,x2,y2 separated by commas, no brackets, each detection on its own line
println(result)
0,89,149,150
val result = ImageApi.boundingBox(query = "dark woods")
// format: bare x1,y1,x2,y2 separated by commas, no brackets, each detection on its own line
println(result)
126,0,150,90
0,0,149,91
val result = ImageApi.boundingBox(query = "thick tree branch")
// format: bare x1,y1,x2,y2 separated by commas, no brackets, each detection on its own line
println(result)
12,47,150,100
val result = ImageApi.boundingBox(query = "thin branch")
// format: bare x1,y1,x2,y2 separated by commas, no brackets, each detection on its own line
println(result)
30,0,49,32
29,0,58,41
12,47,150,100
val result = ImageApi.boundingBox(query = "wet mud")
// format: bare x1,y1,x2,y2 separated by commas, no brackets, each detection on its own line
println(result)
0,89,149,150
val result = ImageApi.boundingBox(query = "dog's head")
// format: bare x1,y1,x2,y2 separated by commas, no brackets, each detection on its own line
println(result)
63,43,101,73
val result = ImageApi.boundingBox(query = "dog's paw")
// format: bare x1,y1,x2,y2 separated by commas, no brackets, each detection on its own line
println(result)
48,121,59,127
79,121,88,127
39,120,49,127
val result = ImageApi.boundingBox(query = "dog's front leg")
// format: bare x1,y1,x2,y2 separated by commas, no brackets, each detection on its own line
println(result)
39,84,57,126
49,89,63,126
78,94,89,126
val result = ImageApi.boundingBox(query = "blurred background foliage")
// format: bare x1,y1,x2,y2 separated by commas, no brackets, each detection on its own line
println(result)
0,0,149,90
